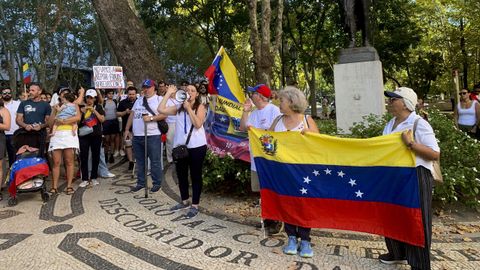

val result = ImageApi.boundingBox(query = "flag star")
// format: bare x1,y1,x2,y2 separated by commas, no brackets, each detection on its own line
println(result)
348,178,357,187
338,171,345,178
324,168,332,175
312,170,319,176
219,116,227,122
303,176,311,184
355,190,364,198
300,188,308,194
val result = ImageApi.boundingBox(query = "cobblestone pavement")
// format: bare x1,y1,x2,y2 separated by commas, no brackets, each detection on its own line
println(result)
1,163,479,270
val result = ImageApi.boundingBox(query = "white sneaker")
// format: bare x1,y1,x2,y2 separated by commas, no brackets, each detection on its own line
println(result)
102,173,115,178
92,179,99,186
120,149,125,156
79,181,90,188
113,150,119,157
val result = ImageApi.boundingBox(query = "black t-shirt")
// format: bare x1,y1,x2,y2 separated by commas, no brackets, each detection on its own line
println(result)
17,99,52,125
117,98,136,129
79,104,105,136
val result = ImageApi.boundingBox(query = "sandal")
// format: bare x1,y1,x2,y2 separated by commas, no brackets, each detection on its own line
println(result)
65,187,75,195
49,188,58,195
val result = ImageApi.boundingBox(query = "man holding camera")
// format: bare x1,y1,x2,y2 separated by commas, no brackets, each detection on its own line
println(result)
124,79,167,192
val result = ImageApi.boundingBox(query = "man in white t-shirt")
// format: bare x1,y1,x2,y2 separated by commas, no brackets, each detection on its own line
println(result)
1,88,20,166
240,83,281,234
240,83,281,192
124,79,167,193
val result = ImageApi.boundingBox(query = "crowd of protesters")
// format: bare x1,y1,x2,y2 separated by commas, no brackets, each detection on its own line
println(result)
0,79,444,269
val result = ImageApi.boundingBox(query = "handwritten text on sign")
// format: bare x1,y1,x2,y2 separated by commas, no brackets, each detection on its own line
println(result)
93,66,125,89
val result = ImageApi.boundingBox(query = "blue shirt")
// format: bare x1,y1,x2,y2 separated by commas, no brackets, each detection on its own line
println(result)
17,99,52,125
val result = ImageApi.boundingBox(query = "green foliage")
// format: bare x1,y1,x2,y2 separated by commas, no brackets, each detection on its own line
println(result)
316,119,338,135
428,109,480,207
348,110,480,207
202,150,251,195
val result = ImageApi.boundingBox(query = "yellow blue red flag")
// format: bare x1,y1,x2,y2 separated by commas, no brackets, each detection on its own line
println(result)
204,47,249,162
249,127,425,247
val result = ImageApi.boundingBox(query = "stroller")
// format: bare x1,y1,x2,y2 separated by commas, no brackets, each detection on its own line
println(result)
5,130,50,206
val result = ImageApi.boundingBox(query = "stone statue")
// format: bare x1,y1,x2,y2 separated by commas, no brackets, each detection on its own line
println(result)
339,0,371,47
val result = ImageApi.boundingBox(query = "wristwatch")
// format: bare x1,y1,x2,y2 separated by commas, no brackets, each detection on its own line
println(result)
150,116,153,122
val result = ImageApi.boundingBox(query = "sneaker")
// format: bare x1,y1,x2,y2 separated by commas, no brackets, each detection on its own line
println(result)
283,236,298,255
79,181,91,188
102,173,115,178
169,203,189,212
128,162,134,171
150,185,161,193
185,207,199,219
378,253,407,265
131,185,144,192
299,240,313,258
113,150,119,157
120,149,125,156
91,179,99,186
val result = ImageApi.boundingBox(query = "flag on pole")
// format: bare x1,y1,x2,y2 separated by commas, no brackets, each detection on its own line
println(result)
204,47,250,162
249,128,425,247
22,63,31,85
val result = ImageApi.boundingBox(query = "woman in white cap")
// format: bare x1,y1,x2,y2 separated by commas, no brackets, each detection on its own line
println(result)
78,89,105,188
380,87,440,270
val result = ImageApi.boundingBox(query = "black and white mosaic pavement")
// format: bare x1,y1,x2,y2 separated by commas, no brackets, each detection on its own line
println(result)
0,164,479,270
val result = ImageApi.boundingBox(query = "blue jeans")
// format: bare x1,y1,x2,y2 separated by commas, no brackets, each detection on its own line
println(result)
133,135,163,187
90,146,110,177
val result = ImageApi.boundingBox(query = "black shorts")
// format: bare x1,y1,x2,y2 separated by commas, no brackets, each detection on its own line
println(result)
103,119,120,135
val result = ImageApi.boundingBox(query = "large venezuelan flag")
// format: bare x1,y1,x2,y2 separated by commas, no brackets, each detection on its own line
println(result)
249,128,425,247
204,47,249,162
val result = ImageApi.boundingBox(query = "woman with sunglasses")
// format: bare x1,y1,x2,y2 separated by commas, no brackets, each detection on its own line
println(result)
381,87,440,270
454,88,480,137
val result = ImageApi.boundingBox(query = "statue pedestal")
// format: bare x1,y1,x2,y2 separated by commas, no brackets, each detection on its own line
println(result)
334,47,385,133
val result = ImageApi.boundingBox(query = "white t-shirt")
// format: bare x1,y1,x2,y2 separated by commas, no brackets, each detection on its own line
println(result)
4,99,20,135
166,98,178,124
383,112,440,172
131,95,163,136
173,105,207,149
247,103,281,171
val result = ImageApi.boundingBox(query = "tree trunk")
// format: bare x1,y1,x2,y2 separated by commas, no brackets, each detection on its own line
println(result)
247,0,283,86
92,0,164,84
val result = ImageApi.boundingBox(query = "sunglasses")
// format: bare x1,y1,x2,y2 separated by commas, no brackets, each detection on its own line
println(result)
2,92,11,95
388,97,402,103
460,92,469,95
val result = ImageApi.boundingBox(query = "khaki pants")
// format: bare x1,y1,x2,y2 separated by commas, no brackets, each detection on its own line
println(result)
251,171,260,192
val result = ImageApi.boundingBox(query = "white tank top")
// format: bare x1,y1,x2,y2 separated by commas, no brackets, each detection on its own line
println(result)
273,115,308,132
173,108,207,148
457,101,477,126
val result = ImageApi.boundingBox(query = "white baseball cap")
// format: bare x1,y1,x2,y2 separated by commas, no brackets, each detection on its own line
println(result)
86,89,97,97
384,87,418,112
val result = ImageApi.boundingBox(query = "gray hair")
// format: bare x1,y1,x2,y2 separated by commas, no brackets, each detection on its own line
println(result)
279,86,308,113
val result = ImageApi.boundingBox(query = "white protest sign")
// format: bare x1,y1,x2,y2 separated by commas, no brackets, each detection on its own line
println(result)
93,66,125,89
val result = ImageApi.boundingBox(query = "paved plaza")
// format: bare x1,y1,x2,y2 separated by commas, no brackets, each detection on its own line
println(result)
1,162,479,270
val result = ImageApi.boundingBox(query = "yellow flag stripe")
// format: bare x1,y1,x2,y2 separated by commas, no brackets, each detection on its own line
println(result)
218,47,245,104
248,127,415,168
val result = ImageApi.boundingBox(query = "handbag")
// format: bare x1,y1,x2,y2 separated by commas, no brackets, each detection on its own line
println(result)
143,96,168,134
413,118,443,183
78,125,93,136
172,112,195,162
172,125,194,162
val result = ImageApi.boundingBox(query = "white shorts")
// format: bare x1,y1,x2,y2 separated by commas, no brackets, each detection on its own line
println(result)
48,130,79,152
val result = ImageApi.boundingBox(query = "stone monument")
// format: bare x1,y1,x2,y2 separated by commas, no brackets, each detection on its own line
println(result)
334,0,384,133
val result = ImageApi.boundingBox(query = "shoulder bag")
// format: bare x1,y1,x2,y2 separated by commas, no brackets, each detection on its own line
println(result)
143,96,168,134
413,118,443,183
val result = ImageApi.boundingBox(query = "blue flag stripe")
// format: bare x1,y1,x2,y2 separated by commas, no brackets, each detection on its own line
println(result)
255,157,420,208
